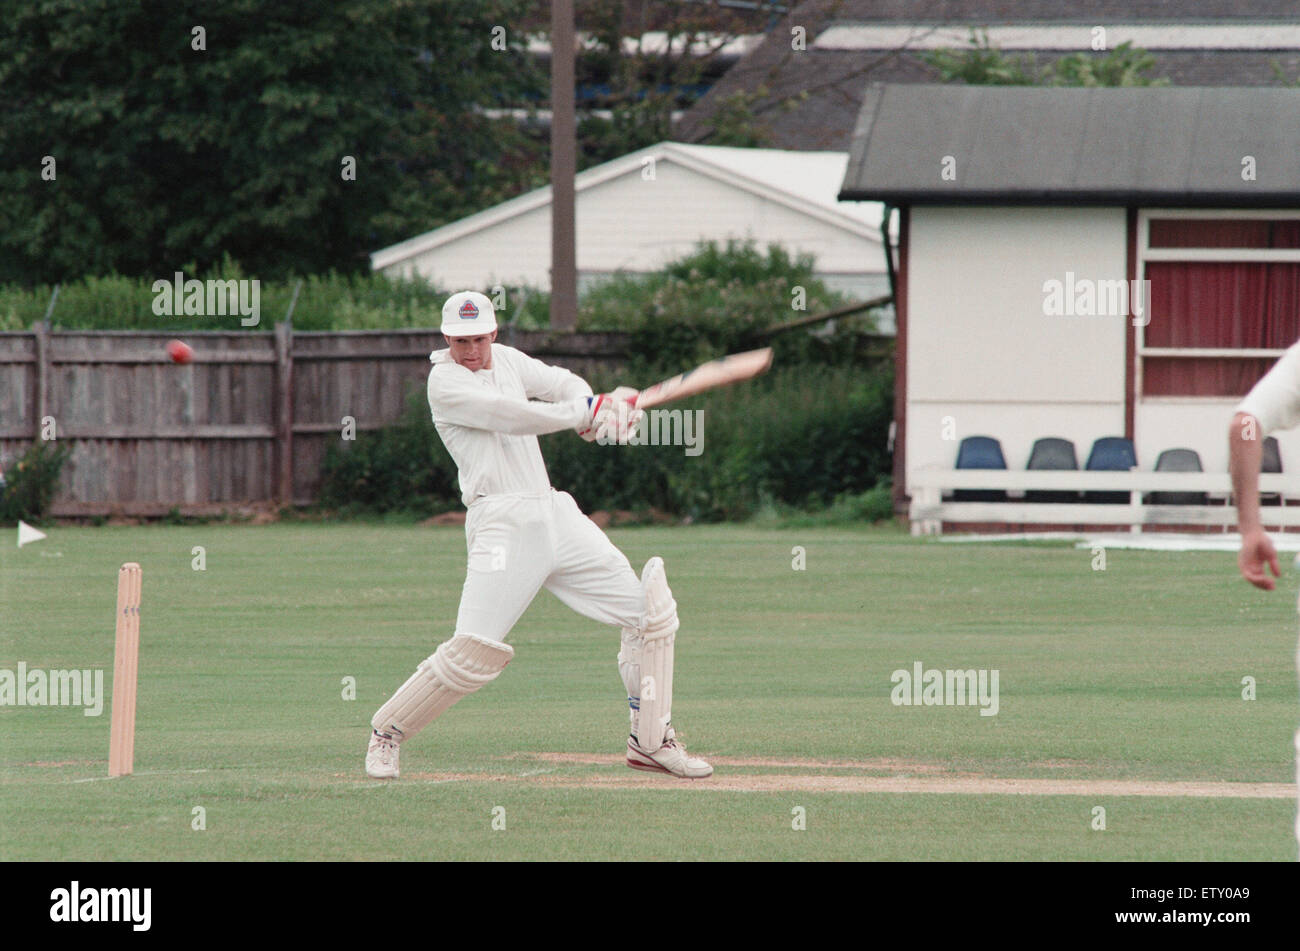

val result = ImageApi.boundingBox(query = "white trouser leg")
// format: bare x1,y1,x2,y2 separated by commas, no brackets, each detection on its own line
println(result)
371,496,552,745
540,491,658,739
455,497,555,641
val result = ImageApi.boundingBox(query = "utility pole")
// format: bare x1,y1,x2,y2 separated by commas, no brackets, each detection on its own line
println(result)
550,0,577,330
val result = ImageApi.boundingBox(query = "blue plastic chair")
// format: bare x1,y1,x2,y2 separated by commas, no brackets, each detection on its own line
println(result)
1083,437,1137,504
953,436,1007,502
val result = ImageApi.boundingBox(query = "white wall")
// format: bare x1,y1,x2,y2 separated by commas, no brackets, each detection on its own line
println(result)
385,159,887,294
582,161,884,275
907,206,1129,479
395,201,552,291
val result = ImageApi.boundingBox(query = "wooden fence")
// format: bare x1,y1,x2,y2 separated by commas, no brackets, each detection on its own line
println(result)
0,325,628,515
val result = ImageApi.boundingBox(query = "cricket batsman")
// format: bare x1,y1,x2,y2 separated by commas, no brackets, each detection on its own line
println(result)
1230,340,1300,849
364,291,712,780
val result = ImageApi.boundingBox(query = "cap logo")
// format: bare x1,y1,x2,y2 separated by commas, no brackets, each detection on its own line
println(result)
458,300,479,320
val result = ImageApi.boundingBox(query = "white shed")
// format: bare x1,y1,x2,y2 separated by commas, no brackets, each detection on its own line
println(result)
839,84,1300,517
371,142,895,329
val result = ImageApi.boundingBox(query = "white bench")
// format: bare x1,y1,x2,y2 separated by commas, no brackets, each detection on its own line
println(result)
907,468,1297,536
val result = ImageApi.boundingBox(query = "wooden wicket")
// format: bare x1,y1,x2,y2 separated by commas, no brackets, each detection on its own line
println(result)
109,562,142,777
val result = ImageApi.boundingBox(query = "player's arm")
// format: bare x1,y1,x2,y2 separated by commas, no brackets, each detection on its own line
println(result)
1229,412,1279,590
429,368,588,436
507,348,641,441
511,348,594,403
1231,341,1300,590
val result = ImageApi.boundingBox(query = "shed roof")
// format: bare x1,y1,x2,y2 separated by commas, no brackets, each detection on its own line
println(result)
839,84,1300,205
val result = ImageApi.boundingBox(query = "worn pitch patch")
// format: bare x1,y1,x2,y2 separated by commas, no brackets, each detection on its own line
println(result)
513,752,969,774
402,754,1300,799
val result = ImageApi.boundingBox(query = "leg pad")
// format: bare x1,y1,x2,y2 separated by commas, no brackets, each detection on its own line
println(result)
627,557,678,750
372,633,514,741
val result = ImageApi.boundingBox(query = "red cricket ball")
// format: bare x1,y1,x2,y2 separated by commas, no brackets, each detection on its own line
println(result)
166,340,194,365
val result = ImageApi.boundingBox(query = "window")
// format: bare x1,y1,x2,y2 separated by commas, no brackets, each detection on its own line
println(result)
1138,212,1300,397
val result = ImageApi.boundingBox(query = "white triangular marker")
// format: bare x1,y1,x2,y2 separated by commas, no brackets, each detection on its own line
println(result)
17,521,46,548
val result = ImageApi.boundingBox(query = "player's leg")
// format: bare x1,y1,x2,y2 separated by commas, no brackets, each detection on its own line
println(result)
544,491,712,778
619,556,711,778
453,508,554,639
366,502,553,779
366,633,514,778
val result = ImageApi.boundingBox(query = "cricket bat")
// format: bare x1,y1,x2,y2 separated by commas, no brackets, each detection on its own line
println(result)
634,347,774,410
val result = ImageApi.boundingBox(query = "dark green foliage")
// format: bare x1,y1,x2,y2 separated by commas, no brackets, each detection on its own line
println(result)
0,0,769,288
0,442,72,524
0,0,546,284
578,240,873,378
924,29,1040,85
572,0,752,166
1050,42,1168,87
925,29,1166,87
705,87,779,148
318,390,461,518
1,241,879,339
0,262,446,331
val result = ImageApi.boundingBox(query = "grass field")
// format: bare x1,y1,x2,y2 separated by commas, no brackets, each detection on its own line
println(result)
1,522,1297,861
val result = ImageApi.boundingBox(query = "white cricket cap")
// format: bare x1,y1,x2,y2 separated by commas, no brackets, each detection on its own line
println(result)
440,291,497,336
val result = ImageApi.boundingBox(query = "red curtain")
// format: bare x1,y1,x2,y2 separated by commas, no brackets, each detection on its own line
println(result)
1144,217,1300,396
1145,262,1300,350
1143,356,1279,397
1149,219,1300,249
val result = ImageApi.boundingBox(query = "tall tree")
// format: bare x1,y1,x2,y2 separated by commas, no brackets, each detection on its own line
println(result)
573,0,753,165
0,0,545,284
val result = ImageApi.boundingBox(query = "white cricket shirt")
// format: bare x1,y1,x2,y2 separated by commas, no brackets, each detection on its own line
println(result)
427,344,593,506
1238,341,1300,435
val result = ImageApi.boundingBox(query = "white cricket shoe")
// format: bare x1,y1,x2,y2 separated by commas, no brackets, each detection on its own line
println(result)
626,728,713,779
365,730,400,779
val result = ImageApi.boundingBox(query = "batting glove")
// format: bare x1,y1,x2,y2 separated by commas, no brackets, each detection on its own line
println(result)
577,387,641,443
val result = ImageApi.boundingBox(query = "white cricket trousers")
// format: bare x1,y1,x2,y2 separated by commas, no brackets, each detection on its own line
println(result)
455,489,645,641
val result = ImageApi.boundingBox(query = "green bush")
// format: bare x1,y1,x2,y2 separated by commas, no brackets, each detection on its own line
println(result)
578,240,870,378
0,442,72,524
318,389,461,517
0,257,447,332
752,483,897,528
0,242,886,360
489,240,883,378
